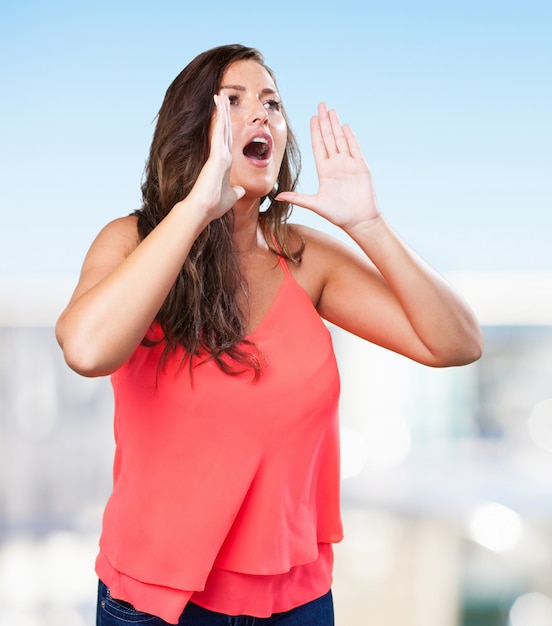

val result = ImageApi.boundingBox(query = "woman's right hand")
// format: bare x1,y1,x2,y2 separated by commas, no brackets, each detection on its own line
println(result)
182,94,245,223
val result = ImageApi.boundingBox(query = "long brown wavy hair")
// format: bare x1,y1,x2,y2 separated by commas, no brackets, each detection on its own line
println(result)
135,44,302,375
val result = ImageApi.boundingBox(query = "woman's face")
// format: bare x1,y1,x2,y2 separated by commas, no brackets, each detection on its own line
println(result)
218,60,288,200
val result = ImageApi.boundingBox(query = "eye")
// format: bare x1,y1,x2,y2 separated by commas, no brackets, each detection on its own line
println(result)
263,99,281,111
228,94,239,106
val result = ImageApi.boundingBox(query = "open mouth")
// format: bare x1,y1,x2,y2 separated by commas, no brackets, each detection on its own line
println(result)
243,137,272,161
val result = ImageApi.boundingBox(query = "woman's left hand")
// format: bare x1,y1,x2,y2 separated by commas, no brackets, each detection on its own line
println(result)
276,102,380,231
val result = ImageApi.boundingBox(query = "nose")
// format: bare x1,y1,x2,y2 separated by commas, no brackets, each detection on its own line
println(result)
249,99,269,125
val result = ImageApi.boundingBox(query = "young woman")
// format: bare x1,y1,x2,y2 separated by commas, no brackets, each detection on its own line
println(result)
56,44,482,626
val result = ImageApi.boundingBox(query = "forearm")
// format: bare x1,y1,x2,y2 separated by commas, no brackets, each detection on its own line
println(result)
345,215,483,366
56,202,208,377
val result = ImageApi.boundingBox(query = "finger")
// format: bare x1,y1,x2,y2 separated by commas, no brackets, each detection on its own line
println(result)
211,94,224,149
317,102,338,156
329,109,350,155
310,115,329,163
213,94,231,156
221,94,232,151
343,124,364,160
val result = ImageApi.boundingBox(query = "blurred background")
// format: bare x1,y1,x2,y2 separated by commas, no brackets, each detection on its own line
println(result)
1,1,551,624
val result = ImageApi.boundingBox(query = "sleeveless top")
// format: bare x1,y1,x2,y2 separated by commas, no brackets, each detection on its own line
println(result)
95,255,343,623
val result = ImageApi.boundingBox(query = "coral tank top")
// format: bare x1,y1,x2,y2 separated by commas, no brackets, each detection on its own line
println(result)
96,255,343,624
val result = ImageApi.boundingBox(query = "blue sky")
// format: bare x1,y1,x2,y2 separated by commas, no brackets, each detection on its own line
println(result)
1,0,550,279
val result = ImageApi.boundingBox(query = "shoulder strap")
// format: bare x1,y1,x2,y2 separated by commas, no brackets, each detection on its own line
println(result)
277,253,292,278
262,218,292,279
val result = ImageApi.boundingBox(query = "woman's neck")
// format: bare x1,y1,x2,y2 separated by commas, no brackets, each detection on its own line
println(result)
231,198,264,254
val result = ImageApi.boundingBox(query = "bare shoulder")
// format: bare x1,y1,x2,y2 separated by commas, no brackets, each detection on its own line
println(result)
287,223,336,272
90,214,140,254
289,222,336,247
68,215,140,299
289,223,340,259
288,222,374,270
286,223,378,306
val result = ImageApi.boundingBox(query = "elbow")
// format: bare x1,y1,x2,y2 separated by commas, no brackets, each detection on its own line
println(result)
431,329,484,368
461,323,485,365
444,345,482,368
59,341,112,378
56,319,114,378
62,349,112,378
466,335,484,364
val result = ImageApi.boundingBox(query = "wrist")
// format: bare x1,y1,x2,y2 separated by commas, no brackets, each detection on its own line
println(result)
344,213,387,241
171,197,212,233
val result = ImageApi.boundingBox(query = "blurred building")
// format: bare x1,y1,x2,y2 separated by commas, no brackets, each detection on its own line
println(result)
1,273,552,626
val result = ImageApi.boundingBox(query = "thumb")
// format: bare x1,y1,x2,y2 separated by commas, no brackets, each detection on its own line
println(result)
233,186,246,201
275,191,316,211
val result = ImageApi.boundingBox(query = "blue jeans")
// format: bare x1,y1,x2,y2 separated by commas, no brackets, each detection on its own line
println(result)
97,580,334,625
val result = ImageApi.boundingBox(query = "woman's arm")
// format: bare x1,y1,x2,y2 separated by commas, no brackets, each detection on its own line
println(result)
56,209,206,377
277,103,483,367
56,95,244,377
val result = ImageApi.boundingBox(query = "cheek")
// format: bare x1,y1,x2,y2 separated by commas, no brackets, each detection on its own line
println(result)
272,121,288,164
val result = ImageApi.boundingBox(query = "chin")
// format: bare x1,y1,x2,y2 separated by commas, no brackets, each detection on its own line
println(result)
242,189,272,204
231,163,280,199
238,179,277,201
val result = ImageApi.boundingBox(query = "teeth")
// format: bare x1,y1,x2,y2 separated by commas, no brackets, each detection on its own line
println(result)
252,137,268,144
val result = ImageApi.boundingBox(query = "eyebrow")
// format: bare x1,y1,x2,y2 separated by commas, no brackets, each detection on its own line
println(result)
219,84,279,96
